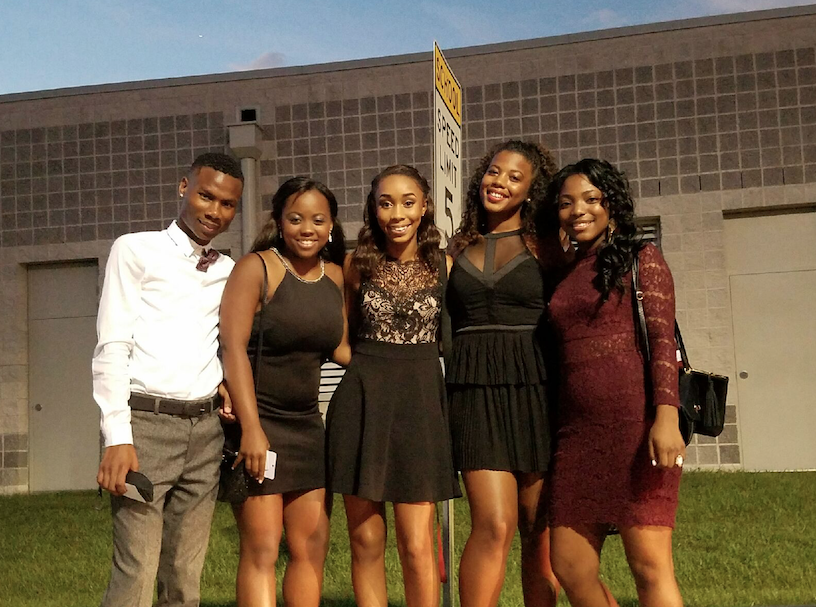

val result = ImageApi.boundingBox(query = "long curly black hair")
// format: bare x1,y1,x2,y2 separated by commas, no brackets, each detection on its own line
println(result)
540,158,642,301
251,176,346,266
448,139,558,257
352,164,443,279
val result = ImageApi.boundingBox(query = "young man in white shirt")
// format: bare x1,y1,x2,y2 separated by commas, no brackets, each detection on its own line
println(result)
93,152,244,607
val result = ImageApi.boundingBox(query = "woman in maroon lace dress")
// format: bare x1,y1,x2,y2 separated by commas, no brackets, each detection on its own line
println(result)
541,159,685,607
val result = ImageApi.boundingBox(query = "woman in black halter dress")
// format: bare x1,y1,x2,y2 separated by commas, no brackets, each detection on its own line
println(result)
220,177,347,607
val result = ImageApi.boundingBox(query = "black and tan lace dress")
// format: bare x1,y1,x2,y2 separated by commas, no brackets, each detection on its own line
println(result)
326,258,461,503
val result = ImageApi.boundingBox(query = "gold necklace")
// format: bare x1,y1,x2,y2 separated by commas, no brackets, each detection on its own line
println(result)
271,248,324,284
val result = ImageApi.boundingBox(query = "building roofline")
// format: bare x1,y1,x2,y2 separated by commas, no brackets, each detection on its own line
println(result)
3,3,816,104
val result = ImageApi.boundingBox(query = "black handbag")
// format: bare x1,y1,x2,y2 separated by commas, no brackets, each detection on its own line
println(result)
632,253,729,445
217,253,270,503
217,431,249,504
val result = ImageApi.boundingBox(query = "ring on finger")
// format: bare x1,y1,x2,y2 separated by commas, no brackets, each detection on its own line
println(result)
675,454,684,467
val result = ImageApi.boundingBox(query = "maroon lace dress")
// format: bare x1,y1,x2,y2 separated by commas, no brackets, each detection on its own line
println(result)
548,243,681,528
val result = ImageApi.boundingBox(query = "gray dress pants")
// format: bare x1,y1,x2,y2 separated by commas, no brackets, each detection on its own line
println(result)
100,409,224,607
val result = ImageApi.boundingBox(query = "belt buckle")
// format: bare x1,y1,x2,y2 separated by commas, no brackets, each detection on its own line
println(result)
192,397,214,417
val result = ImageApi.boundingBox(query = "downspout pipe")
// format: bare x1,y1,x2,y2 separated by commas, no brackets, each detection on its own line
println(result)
228,122,263,255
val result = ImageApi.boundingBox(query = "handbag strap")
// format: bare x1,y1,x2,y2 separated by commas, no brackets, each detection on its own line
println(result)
632,251,691,371
674,321,691,371
631,251,651,362
252,252,269,391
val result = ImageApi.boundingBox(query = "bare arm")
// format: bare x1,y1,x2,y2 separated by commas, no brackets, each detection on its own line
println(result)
326,260,352,366
219,253,280,482
332,255,361,366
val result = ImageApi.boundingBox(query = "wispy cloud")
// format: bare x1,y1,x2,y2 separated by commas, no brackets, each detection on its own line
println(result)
419,3,495,43
230,51,287,71
584,8,629,29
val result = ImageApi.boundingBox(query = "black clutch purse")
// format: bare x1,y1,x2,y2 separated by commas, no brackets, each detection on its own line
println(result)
217,425,249,504
632,254,729,445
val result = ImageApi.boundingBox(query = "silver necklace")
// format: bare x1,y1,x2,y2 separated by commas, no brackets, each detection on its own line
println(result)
271,248,324,283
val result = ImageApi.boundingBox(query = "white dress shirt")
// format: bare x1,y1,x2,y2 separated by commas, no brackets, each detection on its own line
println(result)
92,221,235,447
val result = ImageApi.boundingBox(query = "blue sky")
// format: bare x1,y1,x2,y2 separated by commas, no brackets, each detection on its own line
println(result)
1,0,813,95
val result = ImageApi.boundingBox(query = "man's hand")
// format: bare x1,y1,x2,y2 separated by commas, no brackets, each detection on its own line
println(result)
97,444,139,495
217,382,237,424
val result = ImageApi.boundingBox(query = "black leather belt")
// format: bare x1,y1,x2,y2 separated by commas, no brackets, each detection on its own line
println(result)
128,393,220,417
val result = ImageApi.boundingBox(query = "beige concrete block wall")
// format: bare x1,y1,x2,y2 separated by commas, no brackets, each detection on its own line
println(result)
3,7,816,489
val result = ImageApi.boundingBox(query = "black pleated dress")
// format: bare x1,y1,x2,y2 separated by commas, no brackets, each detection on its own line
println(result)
326,258,462,503
446,230,554,472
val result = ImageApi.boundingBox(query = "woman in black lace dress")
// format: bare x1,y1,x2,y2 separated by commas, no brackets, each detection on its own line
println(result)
326,165,460,607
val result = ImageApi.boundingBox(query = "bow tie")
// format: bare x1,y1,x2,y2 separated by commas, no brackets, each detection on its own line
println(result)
196,248,220,272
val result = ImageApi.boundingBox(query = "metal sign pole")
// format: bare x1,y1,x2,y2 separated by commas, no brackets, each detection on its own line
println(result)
442,498,455,607
433,40,462,607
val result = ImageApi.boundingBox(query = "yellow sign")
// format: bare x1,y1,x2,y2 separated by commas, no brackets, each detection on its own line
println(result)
434,42,462,126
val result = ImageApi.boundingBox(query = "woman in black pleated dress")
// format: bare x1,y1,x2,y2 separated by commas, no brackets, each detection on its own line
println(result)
446,140,564,607
220,177,347,607
326,165,460,607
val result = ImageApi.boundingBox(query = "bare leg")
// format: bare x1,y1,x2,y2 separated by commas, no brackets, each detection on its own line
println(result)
619,525,683,607
550,524,613,607
394,502,439,607
233,494,283,607
281,489,330,607
344,495,388,607
516,472,558,607
458,470,518,607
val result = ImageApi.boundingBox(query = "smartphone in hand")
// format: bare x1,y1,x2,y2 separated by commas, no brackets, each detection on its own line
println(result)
124,470,154,503
264,451,277,481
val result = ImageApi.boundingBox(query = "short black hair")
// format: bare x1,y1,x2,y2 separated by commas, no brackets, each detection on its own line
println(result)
190,152,244,183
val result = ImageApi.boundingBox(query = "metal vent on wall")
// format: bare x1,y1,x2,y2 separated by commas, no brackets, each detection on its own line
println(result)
637,217,661,250
238,107,259,122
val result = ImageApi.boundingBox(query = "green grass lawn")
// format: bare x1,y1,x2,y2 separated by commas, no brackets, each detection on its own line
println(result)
1,471,815,607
